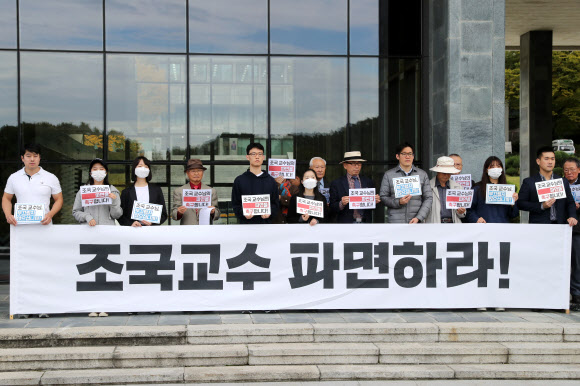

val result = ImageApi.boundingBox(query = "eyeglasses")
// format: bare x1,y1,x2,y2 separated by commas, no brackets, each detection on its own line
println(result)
346,162,362,166
564,169,578,173
454,163,463,167
399,152,414,157
248,152,264,157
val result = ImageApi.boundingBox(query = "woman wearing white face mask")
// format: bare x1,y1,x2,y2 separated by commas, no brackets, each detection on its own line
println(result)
72,158,122,226
287,169,327,226
118,156,168,227
466,156,519,224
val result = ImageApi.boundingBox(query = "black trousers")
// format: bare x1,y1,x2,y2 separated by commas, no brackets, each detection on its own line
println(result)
571,233,580,296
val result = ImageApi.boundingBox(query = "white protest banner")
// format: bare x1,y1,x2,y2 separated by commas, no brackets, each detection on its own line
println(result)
131,201,163,224
80,185,112,207
393,176,422,198
10,223,571,314
182,189,212,209
486,184,516,205
296,197,324,218
450,174,472,189
242,194,271,216
268,158,296,179
14,203,44,224
571,185,580,204
349,188,376,209
445,189,474,209
535,178,566,202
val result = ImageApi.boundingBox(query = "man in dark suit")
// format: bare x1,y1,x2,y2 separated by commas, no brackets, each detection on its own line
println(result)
518,146,578,226
564,158,580,304
330,151,380,223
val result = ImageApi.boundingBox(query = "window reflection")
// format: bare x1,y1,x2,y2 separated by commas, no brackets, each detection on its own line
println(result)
271,57,347,163
20,0,102,50
20,53,103,161
270,0,347,54
190,56,267,160
189,0,267,54
0,52,18,159
106,0,186,52
350,58,379,159
350,0,378,55
0,0,17,48
107,55,187,161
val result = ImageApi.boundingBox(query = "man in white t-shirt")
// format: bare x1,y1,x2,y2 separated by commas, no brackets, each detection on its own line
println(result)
2,143,63,226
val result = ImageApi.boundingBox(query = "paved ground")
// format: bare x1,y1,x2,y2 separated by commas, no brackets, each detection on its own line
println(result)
134,382,580,386
2,284,580,329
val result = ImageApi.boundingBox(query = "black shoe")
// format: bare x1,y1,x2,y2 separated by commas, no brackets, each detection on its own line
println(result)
572,295,580,304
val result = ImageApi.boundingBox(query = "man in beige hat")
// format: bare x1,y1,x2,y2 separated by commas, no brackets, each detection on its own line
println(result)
425,156,466,223
330,151,380,223
171,159,220,225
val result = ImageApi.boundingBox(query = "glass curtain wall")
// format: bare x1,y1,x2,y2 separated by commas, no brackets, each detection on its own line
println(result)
0,0,422,248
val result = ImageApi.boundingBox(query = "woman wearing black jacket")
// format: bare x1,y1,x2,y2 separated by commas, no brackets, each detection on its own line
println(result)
287,169,327,225
119,156,168,226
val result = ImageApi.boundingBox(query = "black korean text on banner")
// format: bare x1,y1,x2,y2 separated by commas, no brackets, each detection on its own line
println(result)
445,189,474,209
296,197,324,218
182,189,212,209
131,201,163,224
485,184,516,205
268,158,296,179
80,185,112,207
14,203,44,224
242,194,271,216
450,174,472,190
535,178,566,202
393,176,422,198
349,188,376,209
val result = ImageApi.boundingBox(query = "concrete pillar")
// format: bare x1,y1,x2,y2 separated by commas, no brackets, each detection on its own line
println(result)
519,31,553,180
425,0,505,179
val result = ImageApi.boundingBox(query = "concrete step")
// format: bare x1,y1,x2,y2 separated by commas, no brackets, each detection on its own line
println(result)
1,322,578,348
2,342,580,372
2,364,580,384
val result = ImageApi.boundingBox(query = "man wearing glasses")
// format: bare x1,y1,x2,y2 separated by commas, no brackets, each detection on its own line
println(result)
231,142,280,224
563,158,580,304
330,151,381,223
379,142,433,223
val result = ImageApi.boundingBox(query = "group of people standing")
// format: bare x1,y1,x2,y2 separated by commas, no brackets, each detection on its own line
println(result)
3,142,580,315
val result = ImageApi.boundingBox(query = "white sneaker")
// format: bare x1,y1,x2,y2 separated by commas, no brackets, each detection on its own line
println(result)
98,312,109,317
477,308,487,311
38,314,49,318
495,307,505,311
88,312,98,317
17,314,29,319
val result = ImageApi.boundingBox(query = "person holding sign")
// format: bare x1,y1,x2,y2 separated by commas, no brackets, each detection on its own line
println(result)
72,158,122,226
466,156,519,224
231,143,280,224
171,159,220,225
425,156,466,223
330,151,380,223
119,156,168,227
563,158,580,304
518,146,577,226
287,169,326,225
380,142,432,223
2,143,63,227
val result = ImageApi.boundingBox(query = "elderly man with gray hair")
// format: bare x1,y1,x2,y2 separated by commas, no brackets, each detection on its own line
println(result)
309,156,330,204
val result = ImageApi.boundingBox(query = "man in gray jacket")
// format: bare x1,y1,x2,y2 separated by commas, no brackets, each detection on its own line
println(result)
380,142,433,223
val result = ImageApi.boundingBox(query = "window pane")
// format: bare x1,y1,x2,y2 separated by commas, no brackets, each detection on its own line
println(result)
350,58,379,161
189,0,267,54
271,57,346,163
350,0,378,55
20,0,102,50
106,0,186,52
190,56,267,157
107,55,187,161
20,53,103,161
0,52,18,159
270,0,347,55
0,0,17,48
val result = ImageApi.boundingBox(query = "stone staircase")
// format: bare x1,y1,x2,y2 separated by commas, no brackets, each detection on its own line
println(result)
1,322,580,384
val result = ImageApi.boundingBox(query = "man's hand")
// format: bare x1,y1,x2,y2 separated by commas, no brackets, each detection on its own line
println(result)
244,214,254,220
477,217,486,223
209,206,216,214
409,218,419,224
512,193,518,203
275,176,286,186
542,198,556,209
177,205,187,214
457,207,466,215
301,214,310,222
141,220,152,226
341,196,350,205
309,218,319,226
568,217,578,227
399,194,411,205
131,221,142,227
374,194,381,203
5,214,16,226
108,193,117,200
261,214,270,219
40,213,53,225
88,219,97,226
576,203,580,210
